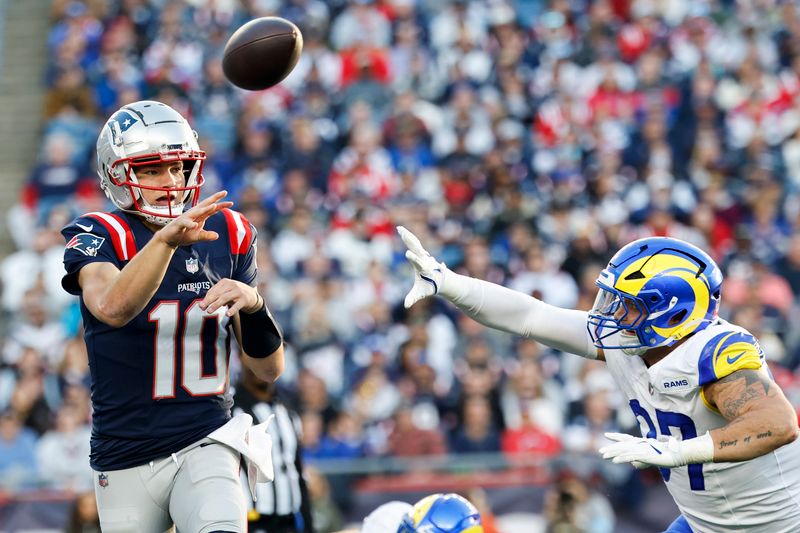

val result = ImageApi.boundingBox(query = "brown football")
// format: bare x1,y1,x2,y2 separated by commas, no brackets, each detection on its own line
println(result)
222,17,303,91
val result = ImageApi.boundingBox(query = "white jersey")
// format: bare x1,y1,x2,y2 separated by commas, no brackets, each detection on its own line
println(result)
604,319,800,532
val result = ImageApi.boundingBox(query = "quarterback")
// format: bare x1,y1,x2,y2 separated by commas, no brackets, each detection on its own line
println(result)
61,100,284,532
398,227,800,533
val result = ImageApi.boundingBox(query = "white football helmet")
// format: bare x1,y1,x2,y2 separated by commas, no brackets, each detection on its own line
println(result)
96,100,206,226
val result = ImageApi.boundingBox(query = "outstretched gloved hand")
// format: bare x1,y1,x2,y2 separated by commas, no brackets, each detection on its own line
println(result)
599,432,714,468
396,226,448,309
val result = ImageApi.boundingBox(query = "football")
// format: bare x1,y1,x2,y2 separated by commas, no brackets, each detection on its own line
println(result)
222,17,303,91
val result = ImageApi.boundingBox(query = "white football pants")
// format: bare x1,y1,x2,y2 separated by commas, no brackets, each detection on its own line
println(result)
92,438,246,532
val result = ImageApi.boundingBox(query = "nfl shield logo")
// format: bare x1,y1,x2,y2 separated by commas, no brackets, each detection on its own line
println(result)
98,473,109,488
185,257,199,274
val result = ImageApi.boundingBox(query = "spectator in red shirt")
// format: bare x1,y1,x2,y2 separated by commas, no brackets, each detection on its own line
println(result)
501,406,561,457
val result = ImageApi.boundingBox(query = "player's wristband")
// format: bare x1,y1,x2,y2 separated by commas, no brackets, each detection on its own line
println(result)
678,432,715,465
239,300,283,358
436,264,463,300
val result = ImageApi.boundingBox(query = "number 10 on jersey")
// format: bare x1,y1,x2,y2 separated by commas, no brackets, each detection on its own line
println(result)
149,300,230,398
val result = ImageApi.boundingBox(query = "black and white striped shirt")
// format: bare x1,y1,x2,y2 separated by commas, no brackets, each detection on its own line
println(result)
233,386,311,526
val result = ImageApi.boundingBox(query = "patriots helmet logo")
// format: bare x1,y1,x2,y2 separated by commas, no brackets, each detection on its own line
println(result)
110,110,138,133
66,233,105,257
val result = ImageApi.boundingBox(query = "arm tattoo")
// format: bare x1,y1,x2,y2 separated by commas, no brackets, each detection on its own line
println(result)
724,432,770,449
714,369,774,420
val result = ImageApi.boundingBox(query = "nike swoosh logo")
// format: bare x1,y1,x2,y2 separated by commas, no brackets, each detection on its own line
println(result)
419,274,438,293
727,351,747,364
648,444,662,455
76,222,93,232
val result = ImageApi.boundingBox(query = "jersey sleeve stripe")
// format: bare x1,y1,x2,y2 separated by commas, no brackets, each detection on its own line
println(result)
698,331,734,386
106,212,137,260
222,209,252,255
711,332,737,366
85,212,137,261
713,335,762,378
698,330,763,386
241,216,253,254
231,211,247,253
222,209,240,253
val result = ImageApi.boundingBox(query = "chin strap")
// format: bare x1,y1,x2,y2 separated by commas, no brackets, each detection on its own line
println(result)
620,334,649,356
621,345,648,356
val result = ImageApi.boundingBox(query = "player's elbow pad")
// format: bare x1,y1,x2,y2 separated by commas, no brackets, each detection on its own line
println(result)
239,304,283,358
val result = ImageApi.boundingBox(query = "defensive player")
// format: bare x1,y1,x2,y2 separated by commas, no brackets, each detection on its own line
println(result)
398,227,800,533
334,492,483,533
396,493,483,533
61,100,285,532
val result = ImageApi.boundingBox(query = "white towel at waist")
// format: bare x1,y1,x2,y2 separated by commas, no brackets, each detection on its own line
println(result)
208,413,274,501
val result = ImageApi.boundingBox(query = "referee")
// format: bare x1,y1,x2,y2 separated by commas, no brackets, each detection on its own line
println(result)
234,367,313,533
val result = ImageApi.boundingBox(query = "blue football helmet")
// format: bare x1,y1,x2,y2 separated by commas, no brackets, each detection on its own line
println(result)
587,237,723,355
397,493,483,533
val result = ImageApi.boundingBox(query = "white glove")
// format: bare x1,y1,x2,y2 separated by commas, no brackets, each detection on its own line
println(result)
397,226,447,309
598,432,714,469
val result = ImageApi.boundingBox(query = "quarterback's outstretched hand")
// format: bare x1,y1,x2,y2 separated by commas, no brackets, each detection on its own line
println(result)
397,226,447,309
157,191,233,248
599,432,714,469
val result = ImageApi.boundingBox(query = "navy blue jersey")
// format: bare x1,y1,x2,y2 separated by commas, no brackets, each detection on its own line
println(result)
61,209,258,471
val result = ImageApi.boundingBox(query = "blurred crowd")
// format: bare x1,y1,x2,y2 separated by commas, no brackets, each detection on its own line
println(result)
3,0,800,530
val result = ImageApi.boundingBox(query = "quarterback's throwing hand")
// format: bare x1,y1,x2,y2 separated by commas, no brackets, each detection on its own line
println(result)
157,191,234,248
397,226,446,309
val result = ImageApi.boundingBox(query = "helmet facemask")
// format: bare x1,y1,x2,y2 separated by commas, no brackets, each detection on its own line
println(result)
588,285,650,356
107,151,205,226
